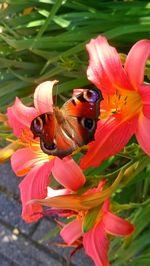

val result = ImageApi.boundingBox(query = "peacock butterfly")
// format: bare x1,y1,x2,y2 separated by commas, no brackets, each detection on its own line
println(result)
30,88,103,158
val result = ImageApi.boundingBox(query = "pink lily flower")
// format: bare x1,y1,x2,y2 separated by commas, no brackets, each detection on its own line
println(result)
80,36,150,169
29,177,134,265
60,182,134,266
7,81,85,223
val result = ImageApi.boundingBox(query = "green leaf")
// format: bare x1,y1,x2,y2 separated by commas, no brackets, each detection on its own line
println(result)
132,251,150,266
83,206,101,233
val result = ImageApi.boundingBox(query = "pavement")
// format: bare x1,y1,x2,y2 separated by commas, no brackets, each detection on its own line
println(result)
0,162,94,266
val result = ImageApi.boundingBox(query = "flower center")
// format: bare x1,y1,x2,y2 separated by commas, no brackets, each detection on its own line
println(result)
20,128,54,162
100,89,142,120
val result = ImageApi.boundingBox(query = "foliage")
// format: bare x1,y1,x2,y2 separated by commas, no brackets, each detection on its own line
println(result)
0,1,150,265
0,0,150,111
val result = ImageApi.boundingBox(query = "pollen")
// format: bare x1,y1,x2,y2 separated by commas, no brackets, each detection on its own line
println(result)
100,89,142,120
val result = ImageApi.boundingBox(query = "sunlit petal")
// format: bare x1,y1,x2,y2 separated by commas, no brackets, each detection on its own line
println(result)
19,161,53,223
52,157,85,191
7,97,38,137
60,219,82,245
80,115,137,169
34,80,57,113
139,84,150,119
103,212,134,236
47,187,71,197
136,113,150,156
11,147,49,176
86,36,132,95
125,39,150,88
83,222,110,266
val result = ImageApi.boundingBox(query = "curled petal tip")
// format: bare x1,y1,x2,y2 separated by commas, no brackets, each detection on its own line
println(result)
34,80,57,113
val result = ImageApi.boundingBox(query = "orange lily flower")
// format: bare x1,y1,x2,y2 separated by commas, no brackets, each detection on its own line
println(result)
31,181,134,266
7,81,85,223
80,36,150,169
60,198,134,266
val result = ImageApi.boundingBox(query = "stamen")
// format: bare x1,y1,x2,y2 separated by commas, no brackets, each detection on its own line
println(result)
101,88,142,120
6,138,28,147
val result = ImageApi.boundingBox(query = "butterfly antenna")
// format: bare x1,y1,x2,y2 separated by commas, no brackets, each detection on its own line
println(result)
53,83,59,107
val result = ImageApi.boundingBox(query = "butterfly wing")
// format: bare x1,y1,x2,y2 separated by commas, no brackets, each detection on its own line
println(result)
30,112,56,145
60,88,102,146
62,88,102,118
30,110,77,157
30,88,102,157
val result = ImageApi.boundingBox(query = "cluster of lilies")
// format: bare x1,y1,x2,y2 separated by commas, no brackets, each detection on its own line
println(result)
3,35,150,265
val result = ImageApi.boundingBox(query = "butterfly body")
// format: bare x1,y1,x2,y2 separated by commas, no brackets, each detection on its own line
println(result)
31,88,102,158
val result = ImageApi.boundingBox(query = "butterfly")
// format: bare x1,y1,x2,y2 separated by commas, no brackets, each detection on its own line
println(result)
30,88,103,158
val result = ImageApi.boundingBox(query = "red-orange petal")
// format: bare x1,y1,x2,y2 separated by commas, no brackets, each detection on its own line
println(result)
19,161,53,223
7,97,38,138
11,147,49,176
52,157,85,191
60,219,82,245
103,212,134,236
80,115,137,169
83,222,110,266
139,84,150,119
86,35,133,95
125,39,150,88
136,112,150,156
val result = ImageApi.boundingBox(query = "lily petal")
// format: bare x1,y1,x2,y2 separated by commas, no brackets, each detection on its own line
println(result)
7,97,38,137
19,161,53,223
136,113,150,156
11,147,49,176
83,222,110,266
47,187,71,197
125,39,150,88
86,36,132,95
60,219,82,245
139,85,150,119
52,157,85,191
34,80,57,114
80,115,137,169
103,212,134,236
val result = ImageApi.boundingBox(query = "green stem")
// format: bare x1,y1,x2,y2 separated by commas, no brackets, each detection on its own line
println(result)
120,156,150,187
31,157,150,211
113,198,150,212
